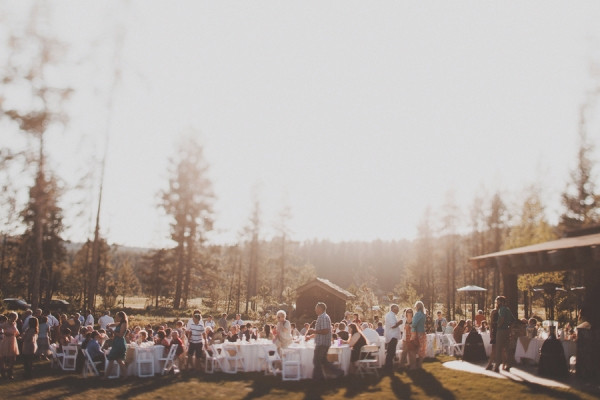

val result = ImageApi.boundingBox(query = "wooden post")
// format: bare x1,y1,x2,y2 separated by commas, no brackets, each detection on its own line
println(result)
502,272,518,318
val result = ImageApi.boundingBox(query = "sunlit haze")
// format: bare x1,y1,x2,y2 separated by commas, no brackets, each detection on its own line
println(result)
3,1,600,248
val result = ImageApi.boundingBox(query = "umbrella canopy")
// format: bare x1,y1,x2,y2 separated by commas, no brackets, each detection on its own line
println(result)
456,285,487,292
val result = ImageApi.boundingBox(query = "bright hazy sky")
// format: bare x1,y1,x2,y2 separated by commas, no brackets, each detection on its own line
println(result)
3,1,600,248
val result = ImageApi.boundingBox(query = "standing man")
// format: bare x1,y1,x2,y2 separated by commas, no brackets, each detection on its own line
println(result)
84,309,95,327
218,313,228,330
98,310,114,331
435,311,447,333
307,302,343,380
186,310,206,370
384,304,403,371
204,315,216,330
233,314,244,327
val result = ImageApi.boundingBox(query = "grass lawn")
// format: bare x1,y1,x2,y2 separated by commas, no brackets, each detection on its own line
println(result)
2,356,598,400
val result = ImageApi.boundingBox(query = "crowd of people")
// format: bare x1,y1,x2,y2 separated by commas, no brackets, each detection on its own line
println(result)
0,295,578,380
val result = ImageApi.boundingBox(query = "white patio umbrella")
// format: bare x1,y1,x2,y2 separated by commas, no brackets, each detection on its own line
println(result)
457,285,487,320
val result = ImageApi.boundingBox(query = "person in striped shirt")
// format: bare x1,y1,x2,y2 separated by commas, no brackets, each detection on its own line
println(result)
186,310,206,370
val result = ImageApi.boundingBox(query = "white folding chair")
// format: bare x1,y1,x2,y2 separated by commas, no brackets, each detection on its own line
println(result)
221,343,245,374
158,344,178,375
82,348,102,377
393,339,404,366
261,345,281,376
210,343,228,373
445,334,464,357
357,344,379,378
281,348,301,381
204,345,220,374
105,359,121,379
49,344,64,369
136,346,155,377
62,344,78,371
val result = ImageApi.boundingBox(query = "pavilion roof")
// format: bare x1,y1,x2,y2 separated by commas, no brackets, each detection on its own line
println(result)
470,232,600,274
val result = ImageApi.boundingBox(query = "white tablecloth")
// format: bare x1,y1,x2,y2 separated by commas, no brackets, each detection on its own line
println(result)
514,336,576,368
232,339,278,372
288,342,351,379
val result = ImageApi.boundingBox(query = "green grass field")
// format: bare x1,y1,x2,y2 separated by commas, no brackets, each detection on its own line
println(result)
2,356,598,400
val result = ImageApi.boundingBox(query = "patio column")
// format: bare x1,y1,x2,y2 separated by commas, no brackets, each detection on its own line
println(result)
502,272,518,318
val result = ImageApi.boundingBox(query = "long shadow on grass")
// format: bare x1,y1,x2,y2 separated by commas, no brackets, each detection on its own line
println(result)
17,374,101,400
390,372,412,399
512,379,584,400
114,374,185,399
407,368,456,400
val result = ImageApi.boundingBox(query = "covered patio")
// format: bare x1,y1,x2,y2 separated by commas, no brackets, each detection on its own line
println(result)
469,228,600,380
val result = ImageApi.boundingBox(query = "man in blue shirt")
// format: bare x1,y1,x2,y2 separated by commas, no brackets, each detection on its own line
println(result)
307,302,344,380
86,331,106,371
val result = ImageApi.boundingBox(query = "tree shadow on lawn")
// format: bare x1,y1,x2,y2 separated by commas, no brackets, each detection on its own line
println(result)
407,368,456,400
513,379,587,400
17,374,104,400
241,373,390,400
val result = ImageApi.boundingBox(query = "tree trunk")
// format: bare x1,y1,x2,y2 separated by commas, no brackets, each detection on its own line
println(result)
173,240,185,309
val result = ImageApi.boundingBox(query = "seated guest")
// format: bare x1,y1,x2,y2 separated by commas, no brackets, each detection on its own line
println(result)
337,322,350,341
75,327,87,343
204,326,214,344
480,320,489,333
453,320,466,344
526,318,537,338
227,325,239,342
475,310,486,328
290,323,301,338
156,330,169,347
212,327,225,343
59,328,73,352
81,331,93,349
376,322,384,336
348,323,368,371
239,325,250,341
131,326,141,342
300,323,310,336
259,324,273,340
170,331,185,368
464,320,473,334
137,330,149,345
444,321,455,335
102,329,114,351
353,313,362,326
86,331,106,371
97,329,107,346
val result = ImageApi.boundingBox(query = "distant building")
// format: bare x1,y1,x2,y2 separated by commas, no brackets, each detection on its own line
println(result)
295,278,355,322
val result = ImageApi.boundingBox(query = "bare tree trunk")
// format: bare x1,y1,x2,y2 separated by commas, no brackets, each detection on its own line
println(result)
31,140,45,310
173,240,185,309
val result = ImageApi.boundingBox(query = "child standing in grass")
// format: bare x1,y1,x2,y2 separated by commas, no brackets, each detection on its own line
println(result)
22,317,39,379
